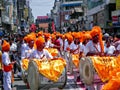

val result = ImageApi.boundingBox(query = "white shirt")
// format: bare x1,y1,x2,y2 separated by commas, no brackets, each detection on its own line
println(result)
10,43,17,51
2,52,11,66
104,45,116,55
64,39,70,51
45,40,54,48
117,44,120,51
21,45,35,59
86,40,101,54
30,49,53,60
81,44,89,56
70,42,82,54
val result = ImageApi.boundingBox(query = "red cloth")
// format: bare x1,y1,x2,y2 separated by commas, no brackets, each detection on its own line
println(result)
52,21,56,32
54,39,60,51
30,24,36,32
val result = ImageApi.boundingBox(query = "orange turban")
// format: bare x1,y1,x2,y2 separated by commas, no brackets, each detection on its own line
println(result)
2,40,10,51
44,33,50,39
66,34,73,42
51,34,56,41
35,37,45,47
29,32,36,38
26,35,35,43
82,33,92,42
72,32,81,39
90,26,101,37
38,31,43,37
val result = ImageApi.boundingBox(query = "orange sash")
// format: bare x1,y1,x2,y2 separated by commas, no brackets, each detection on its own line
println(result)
3,64,13,72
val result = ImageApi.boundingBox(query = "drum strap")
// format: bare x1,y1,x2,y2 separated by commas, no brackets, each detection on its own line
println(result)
93,43,100,53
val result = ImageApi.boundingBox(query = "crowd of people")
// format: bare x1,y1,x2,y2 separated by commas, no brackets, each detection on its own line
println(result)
0,25,120,90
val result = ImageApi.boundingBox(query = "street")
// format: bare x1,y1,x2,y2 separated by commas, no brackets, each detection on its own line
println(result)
0,69,86,90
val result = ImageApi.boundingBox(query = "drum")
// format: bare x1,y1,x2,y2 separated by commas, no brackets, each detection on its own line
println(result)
27,60,67,90
79,57,102,85
21,59,29,83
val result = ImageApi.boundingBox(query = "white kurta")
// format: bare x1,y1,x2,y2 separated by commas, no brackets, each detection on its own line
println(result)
86,40,101,54
64,39,71,51
117,44,120,51
81,44,89,56
45,40,54,48
104,45,116,55
2,52,12,90
70,42,82,54
30,49,53,60
21,45,35,60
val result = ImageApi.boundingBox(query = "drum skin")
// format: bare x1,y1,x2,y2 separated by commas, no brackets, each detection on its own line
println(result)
79,57,94,85
27,61,39,90
27,60,67,90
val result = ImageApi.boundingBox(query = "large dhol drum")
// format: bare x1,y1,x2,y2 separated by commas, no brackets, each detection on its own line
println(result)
27,60,67,90
79,57,102,85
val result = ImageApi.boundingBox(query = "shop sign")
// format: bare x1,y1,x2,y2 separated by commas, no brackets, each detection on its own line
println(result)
116,0,120,10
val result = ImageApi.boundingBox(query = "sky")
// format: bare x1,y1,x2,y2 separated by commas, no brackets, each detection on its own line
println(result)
30,0,55,19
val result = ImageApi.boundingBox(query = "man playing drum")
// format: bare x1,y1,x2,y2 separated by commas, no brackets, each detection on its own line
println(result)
30,36,53,60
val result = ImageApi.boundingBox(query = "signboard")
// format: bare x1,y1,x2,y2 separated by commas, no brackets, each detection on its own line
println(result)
39,23,48,28
112,16,118,24
116,0,120,10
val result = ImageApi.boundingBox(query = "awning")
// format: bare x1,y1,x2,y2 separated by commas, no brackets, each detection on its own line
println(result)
61,3,81,7
74,7,83,13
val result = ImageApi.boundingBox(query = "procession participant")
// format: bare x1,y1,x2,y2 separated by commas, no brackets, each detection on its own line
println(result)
43,33,52,48
81,32,92,56
2,40,15,90
57,33,63,51
85,26,104,90
30,36,53,60
70,32,83,55
51,33,61,51
64,34,73,72
104,39,116,56
21,35,35,59
64,34,73,52
86,26,104,56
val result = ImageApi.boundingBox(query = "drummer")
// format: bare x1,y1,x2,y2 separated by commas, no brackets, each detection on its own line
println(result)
81,32,92,56
86,26,104,56
64,34,73,52
21,35,36,60
70,32,83,55
30,36,53,60
44,33,52,48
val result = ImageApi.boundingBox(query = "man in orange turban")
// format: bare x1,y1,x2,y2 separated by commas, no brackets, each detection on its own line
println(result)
2,40,15,90
21,35,36,59
30,36,53,60
86,26,104,56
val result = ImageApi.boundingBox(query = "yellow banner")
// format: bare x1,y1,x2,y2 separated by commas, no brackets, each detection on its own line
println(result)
24,8,28,19
116,0,120,10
